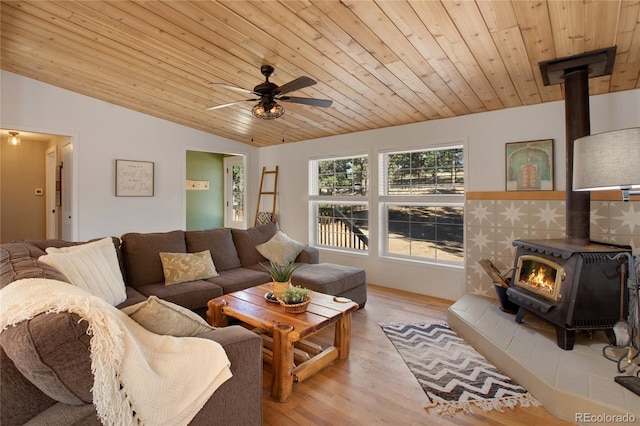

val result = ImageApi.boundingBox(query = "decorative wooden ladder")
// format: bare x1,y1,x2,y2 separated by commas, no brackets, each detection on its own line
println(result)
255,165,278,225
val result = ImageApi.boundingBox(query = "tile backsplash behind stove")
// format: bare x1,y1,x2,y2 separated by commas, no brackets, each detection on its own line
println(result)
465,196,640,297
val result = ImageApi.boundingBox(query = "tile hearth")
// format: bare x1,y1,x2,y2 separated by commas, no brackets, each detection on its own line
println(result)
447,294,640,424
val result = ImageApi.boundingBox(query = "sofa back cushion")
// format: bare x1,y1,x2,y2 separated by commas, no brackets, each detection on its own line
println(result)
185,228,241,272
0,312,93,405
231,222,278,267
121,230,186,287
1,243,68,289
15,237,124,276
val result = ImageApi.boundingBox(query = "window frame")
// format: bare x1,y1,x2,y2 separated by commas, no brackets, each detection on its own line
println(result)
308,154,370,254
378,144,464,265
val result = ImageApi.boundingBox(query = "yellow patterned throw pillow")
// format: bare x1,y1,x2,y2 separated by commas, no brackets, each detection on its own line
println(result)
159,250,219,286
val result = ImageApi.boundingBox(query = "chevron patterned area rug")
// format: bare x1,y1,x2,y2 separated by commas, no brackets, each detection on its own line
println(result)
380,321,540,416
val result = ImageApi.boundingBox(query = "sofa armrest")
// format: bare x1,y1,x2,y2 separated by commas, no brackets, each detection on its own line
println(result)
189,326,263,425
296,246,319,264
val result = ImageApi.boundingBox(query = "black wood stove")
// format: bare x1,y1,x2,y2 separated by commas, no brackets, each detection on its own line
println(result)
504,48,632,351
506,239,629,350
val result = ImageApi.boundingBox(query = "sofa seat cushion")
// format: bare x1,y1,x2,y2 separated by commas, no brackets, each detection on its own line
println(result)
290,263,366,298
135,280,223,310
116,286,148,309
205,268,271,294
121,230,186,287
231,222,278,267
0,312,93,405
22,402,101,426
185,228,241,272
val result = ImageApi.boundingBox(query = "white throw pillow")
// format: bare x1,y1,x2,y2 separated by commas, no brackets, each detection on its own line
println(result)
121,296,215,337
39,237,127,306
255,230,305,266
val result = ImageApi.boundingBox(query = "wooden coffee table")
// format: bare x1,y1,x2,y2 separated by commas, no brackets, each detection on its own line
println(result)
206,283,359,402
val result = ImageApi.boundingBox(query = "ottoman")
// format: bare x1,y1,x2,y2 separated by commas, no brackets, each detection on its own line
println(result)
291,263,367,308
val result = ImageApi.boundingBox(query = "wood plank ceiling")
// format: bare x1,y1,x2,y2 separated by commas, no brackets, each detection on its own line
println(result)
1,1,639,147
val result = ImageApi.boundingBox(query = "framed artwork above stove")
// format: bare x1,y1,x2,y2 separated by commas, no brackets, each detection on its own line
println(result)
505,139,554,191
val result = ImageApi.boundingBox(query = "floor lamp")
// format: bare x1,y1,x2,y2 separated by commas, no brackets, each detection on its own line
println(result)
573,127,640,396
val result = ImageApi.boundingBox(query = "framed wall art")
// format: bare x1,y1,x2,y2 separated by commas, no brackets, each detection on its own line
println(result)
505,139,554,191
115,159,154,197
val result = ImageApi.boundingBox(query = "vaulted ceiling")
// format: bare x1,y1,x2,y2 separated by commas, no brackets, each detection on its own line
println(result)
1,1,639,146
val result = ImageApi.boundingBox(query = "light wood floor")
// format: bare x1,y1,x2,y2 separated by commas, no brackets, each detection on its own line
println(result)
262,284,575,425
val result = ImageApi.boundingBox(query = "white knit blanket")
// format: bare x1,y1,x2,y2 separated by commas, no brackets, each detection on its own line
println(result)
1,279,232,426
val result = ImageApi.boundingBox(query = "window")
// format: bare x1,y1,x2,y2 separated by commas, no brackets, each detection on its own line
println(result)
380,146,464,264
224,156,245,229
309,155,369,252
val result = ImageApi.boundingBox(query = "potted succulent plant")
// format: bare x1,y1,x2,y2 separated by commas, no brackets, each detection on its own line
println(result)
261,260,298,298
278,285,312,313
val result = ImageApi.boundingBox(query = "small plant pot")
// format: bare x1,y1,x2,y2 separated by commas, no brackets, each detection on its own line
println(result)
272,281,290,298
277,296,311,313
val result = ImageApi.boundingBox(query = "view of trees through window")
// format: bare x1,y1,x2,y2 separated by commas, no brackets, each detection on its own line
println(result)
317,157,368,196
310,147,464,264
314,156,369,252
383,146,464,263
231,164,244,223
387,148,463,195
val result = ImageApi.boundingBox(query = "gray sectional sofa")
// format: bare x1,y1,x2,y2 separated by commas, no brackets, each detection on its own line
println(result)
117,222,367,311
0,222,367,425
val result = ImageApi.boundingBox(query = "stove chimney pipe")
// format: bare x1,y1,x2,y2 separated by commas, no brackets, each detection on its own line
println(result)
539,47,617,245
563,68,591,245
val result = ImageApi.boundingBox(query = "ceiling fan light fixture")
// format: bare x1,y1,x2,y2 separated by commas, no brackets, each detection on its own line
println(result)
8,131,21,146
252,102,284,120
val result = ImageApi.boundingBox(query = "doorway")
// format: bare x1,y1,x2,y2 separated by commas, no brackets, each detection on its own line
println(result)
185,150,246,231
0,129,73,243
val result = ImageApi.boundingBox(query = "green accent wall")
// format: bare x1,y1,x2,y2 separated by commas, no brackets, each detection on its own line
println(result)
186,150,224,230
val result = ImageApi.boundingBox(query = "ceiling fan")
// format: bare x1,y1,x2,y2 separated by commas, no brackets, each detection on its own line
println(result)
206,65,332,119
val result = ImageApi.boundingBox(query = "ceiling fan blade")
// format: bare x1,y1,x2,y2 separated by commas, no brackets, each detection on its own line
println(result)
274,76,317,96
279,96,333,108
205,99,257,111
209,82,257,96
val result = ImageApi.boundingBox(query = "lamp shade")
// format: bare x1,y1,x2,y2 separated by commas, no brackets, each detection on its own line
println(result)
573,127,640,192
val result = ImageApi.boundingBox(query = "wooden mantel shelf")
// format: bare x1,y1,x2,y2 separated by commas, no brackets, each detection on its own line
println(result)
467,190,638,202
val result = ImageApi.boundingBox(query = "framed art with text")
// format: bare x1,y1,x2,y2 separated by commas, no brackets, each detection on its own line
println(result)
115,159,154,197
505,139,553,191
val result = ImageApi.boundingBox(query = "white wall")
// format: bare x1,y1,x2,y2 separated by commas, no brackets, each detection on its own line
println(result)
3,70,638,300
1,71,259,240
259,89,640,301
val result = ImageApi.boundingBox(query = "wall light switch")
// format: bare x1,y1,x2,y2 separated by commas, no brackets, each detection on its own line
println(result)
35,188,44,196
